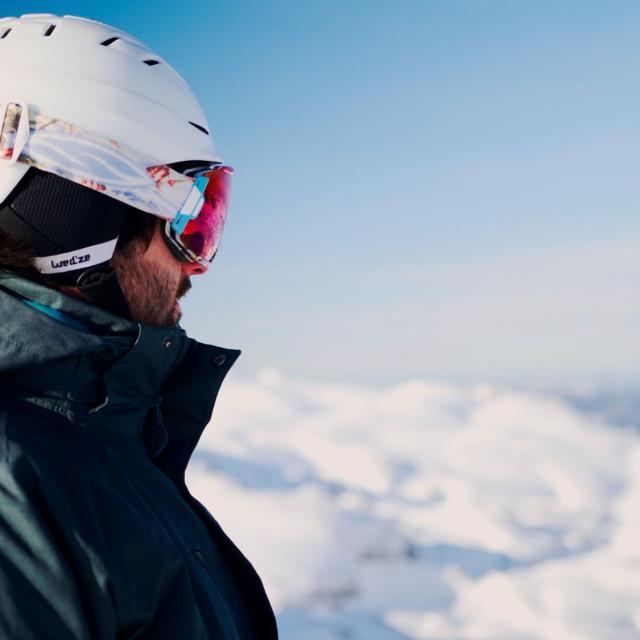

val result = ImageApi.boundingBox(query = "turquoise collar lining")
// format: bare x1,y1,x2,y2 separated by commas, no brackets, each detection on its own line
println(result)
22,299,93,334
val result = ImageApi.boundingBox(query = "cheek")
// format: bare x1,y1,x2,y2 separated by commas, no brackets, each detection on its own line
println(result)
167,262,183,293
169,265,184,298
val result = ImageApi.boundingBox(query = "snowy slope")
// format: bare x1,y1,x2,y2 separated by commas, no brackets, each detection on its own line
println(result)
186,370,640,640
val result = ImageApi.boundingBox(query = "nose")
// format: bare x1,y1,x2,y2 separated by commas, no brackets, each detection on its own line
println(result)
181,260,208,277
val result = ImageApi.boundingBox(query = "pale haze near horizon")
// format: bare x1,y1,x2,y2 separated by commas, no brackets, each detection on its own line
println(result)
6,0,640,388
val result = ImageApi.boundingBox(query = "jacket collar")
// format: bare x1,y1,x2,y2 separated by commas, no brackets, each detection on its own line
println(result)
0,273,240,479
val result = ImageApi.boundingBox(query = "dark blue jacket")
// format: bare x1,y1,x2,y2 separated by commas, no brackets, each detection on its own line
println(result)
0,273,278,639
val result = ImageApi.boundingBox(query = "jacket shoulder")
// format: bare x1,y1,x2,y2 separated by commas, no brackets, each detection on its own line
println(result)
0,399,118,639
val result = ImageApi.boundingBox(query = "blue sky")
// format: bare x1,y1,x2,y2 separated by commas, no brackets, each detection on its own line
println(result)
5,1,640,386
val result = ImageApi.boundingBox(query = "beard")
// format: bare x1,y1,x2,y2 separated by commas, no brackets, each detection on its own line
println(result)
111,239,191,327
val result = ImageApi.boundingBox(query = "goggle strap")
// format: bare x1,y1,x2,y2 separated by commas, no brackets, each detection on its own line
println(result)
33,237,118,274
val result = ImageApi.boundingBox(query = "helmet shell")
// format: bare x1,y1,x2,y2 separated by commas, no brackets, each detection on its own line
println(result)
0,14,220,202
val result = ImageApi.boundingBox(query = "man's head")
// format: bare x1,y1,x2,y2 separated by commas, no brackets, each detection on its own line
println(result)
0,199,207,326
0,14,231,325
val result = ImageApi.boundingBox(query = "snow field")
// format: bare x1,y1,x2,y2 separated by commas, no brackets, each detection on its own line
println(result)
186,369,640,639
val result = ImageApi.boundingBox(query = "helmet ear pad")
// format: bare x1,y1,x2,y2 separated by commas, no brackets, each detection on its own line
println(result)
0,168,129,284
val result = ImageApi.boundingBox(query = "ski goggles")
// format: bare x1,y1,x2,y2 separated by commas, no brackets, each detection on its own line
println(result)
162,164,233,265
0,101,232,265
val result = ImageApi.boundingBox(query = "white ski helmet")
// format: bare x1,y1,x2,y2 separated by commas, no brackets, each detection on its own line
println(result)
0,13,220,204
0,13,229,286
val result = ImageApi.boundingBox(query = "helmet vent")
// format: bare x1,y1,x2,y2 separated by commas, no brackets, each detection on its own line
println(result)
189,121,209,136
44,24,56,37
1,28,11,39
143,59,160,66
100,36,119,47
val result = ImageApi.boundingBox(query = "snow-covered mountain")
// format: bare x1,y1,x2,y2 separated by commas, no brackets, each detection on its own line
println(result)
186,370,640,640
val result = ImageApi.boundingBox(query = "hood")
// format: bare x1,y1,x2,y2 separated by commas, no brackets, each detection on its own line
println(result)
0,272,240,478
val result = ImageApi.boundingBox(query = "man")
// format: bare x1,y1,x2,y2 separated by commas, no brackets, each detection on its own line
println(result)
0,13,277,640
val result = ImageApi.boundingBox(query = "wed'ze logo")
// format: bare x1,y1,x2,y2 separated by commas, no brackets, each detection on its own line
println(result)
51,253,91,269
